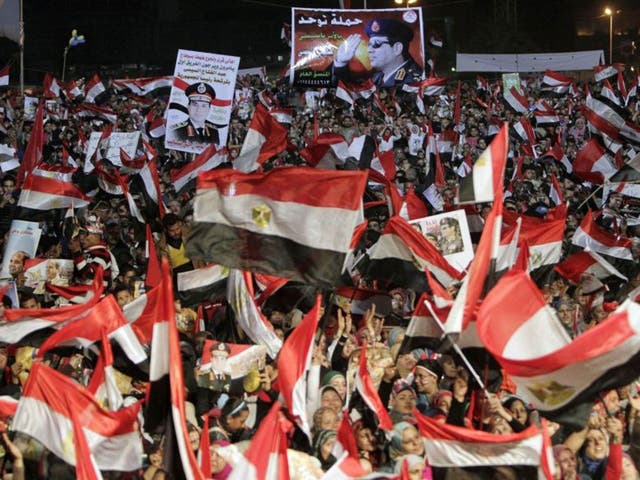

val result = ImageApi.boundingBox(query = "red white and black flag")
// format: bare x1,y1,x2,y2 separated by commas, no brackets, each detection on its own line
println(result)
457,123,508,204
12,362,143,473
416,407,554,479
479,268,640,427
186,167,367,288
572,210,634,262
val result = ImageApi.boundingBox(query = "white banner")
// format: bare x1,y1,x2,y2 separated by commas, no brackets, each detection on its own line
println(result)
165,49,240,155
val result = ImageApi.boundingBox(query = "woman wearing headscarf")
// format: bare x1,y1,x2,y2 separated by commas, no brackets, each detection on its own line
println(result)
313,429,337,471
210,440,233,479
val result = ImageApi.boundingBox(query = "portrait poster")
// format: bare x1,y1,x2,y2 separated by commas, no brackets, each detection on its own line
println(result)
290,7,424,88
84,132,140,167
23,96,38,120
0,280,18,309
0,220,41,279
409,209,474,271
23,258,74,295
165,49,240,155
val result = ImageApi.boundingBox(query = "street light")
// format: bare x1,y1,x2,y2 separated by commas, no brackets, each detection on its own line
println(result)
394,0,418,6
604,7,613,64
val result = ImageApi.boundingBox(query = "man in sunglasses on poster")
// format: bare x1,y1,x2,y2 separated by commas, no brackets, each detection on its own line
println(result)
333,18,423,88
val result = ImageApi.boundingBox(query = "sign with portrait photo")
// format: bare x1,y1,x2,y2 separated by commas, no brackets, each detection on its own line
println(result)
290,7,425,88
409,209,474,271
165,49,240,155
23,258,74,295
0,220,42,279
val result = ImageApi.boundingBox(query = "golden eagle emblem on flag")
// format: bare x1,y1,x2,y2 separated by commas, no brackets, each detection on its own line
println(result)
252,204,271,229
527,380,576,407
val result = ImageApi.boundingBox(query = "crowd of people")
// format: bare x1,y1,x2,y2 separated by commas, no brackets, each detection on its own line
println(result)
0,54,639,480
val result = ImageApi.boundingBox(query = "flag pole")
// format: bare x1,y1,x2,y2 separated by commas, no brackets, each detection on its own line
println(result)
576,184,603,211
19,0,24,95
62,46,69,82
423,300,489,394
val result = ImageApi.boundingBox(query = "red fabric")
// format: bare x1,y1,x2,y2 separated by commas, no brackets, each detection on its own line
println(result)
605,443,622,480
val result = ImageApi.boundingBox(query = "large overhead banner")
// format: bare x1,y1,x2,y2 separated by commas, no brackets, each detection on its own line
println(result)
165,49,240,155
290,8,424,88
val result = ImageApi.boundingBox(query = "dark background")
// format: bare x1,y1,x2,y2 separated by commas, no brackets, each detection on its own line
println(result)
0,0,638,83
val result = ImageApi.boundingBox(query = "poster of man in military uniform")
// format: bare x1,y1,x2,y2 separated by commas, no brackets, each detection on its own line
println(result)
165,49,240,155
290,8,425,89
196,341,233,393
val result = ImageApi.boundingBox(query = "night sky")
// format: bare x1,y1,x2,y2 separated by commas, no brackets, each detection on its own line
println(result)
0,0,638,83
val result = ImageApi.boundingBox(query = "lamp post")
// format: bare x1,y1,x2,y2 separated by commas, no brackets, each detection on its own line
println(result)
604,7,613,64
394,0,417,7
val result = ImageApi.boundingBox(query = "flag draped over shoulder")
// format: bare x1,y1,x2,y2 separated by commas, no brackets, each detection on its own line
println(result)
478,269,640,427
186,167,367,287
11,362,143,472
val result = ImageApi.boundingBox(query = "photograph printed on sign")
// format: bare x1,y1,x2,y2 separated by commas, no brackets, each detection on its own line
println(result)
409,209,474,271
165,49,240,155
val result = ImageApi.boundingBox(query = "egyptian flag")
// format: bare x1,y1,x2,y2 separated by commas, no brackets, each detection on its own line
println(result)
176,264,229,309
1,273,104,343
415,407,554,479
234,103,287,173
16,171,91,218
502,207,566,271
171,144,227,192
513,116,536,145
87,329,124,411
354,344,393,432
0,396,17,422
270,108,293,125
586,94,640,146
407,77,447,97
348,134,376,170
16,101,44,187
478,270,640,427
35,295,147,365
145,225,162,288
555,250,627,284
334,287,392,316
457,123,508,204
400,287,453,353
572,210,633,262
132,75,173,96
12,362,143,472
365,215,463,291
122,284,161,345
541,69,573,94
321,453,369,480
503,86,529,113
370,148,397,181
84,74,106,104
226,270,283,359
144,259,205,479
43,73,62,98
45,282,96,304
0,65,9,86
335,79,376,109
227,401,291,480
186,167,367,288
300,132,350,169
547,173,564,207
75,104,118,124
574,138,617,184
277,295,321,440
610,151,640,182
398,184,429,221
131,157,167,221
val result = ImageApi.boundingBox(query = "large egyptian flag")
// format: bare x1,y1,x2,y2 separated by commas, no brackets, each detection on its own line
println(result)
457,123,508,204
277,295,321,440
365,215,463,292
227,401,291,480
478,269,640,427
144,259,204,479
11,362,143,472
415,409,554,479
186,167,367,287
572,210,633,262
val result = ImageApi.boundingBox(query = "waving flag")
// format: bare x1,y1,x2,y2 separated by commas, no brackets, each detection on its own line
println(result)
186,167,367,287
234,103,287,173
355,344,393,432
12,362,142,472
555,250,627,284
16,101,44,187
170,144,227,192
277,295,321,440
572,210,633,261
479,270,640,427
0,65,8,86
541,69,573,94
84,74,106,103
416,408,554,478
503,86,529,113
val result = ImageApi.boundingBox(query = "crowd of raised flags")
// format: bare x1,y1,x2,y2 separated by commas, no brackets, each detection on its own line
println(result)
0,52,638,479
